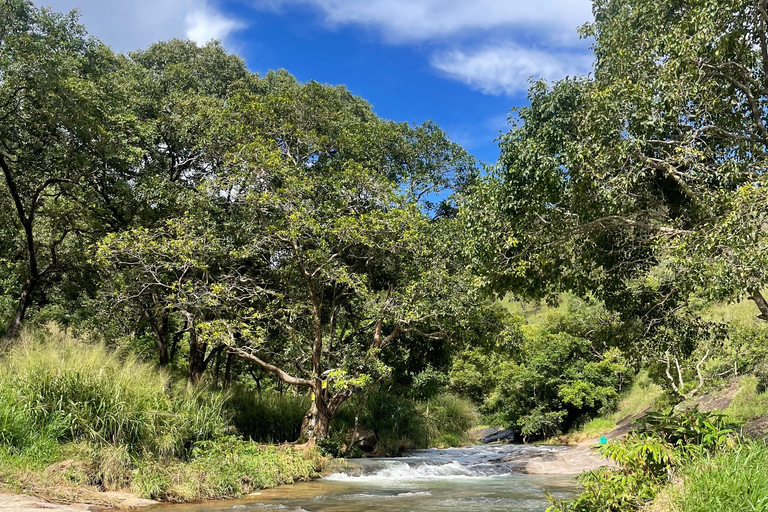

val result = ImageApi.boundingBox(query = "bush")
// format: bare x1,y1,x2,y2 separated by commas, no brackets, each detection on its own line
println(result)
325,387,478,456
227,386,310,443
476,327,631,440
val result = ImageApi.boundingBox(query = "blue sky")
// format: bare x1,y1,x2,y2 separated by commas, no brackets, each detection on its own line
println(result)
36,0,594,164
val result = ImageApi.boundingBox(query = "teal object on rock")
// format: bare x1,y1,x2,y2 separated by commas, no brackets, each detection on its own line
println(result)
599,436,608,444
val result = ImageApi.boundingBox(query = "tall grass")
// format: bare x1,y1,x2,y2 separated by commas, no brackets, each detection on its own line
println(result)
419,393,478,448
0,327,324,503
0,327,228,459
659,444,768,512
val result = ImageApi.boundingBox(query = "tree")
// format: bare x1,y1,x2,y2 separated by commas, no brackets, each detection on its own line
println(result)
99,71,483,441
0,0,141,340
93,40,250,367
468,0,768,330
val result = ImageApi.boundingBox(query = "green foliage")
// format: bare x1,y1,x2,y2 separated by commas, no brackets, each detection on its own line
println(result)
452,303,632,440
132,437,322,502
323,387,478,456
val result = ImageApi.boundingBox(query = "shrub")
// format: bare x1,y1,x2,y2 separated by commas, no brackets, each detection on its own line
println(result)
226,386,309,443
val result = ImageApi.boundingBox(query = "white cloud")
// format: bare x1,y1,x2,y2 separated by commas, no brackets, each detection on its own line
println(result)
259,0,593,44
432,45,592,96
186,5,245,43
34,0,244,52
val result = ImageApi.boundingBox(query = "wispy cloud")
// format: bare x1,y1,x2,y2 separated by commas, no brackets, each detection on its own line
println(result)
259,0,592,44
432,45,592,96
35,0,244,52
257,0,594,94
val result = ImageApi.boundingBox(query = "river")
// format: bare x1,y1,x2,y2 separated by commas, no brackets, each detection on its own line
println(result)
153,444,580,512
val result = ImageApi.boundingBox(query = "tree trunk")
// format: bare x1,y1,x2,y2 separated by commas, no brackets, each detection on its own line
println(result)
144,307,170,366
187,326,207,384
224,352,234,389
4,276,36,342
300,393,332,444
751,289,768,322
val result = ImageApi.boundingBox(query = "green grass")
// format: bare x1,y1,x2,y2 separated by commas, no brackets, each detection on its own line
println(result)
0,327,229,459
0,327,325,504
419,393,478,448
654,444,768,512
698,297,765,325
132,437,323,502
723,375,768,424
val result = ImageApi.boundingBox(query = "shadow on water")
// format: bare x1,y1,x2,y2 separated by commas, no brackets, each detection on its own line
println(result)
149,445,580,512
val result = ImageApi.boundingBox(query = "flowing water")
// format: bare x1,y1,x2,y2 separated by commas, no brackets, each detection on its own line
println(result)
154,445,579,512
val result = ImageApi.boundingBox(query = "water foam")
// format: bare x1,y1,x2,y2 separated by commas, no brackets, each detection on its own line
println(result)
325,460,511,482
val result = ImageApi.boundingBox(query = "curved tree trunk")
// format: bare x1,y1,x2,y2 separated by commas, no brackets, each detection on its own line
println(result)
4,276,36,342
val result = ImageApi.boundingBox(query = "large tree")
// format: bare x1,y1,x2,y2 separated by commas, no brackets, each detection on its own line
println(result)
99,71,482,441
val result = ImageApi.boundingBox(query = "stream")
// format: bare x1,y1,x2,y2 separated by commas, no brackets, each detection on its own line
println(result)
154,445,580,512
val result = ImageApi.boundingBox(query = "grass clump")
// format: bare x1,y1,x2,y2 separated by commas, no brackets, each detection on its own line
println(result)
419,393,478,448
0,327,229,459
132,437,324,502
0,327,325,503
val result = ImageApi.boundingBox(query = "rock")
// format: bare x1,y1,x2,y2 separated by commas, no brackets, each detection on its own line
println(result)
472,427,515,444
343,428,378,453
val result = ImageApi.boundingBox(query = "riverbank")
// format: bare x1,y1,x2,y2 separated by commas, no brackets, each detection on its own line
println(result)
0,493,156,512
